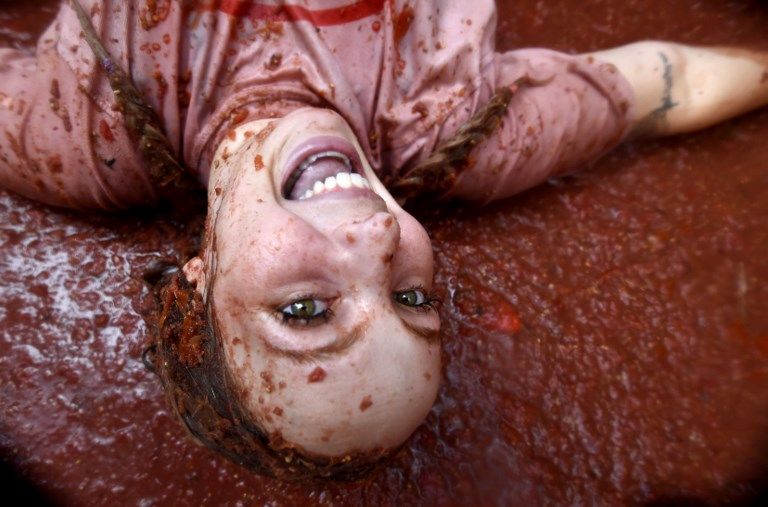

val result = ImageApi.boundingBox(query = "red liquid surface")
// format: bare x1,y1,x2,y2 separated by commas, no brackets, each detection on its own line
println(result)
1,1,768,505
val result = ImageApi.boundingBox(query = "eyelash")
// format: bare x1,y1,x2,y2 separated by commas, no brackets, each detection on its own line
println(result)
397,285,442,313
280,310,333,327
277,293,333,328
277,287,441,327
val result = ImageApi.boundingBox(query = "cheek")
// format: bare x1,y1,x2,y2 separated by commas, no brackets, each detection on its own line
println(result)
216,221,330,298
221,336,273,419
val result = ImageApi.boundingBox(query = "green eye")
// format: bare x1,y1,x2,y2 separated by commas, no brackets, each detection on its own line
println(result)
280,298,329,323
394,288,428,307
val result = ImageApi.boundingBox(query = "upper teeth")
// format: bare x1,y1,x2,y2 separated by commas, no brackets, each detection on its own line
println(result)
300,171,371,200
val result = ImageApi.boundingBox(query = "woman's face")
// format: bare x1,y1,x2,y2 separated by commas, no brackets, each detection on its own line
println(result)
184,108,441,458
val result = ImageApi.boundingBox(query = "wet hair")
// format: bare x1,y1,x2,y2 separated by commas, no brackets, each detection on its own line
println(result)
142,267,388,480
388,85,517,204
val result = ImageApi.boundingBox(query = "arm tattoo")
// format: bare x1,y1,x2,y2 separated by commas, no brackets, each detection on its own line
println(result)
633,52,678,136
653,52,678,117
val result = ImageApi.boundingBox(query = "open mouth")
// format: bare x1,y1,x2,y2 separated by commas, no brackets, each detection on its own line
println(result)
281,137,374,200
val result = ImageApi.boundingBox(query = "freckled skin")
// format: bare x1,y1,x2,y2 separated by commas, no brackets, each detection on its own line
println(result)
184,109,441,458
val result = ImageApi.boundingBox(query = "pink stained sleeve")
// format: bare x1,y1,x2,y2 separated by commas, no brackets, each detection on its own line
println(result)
448,49,636,202
0,0,191,210
0,43,156,210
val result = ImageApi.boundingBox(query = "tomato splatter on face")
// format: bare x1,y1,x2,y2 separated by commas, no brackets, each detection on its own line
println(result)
307,366,326,383
260,371,275,393
359,395,373,411
253,154,264,171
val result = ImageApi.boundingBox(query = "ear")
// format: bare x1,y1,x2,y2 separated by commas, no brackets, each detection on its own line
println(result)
182,257,206,292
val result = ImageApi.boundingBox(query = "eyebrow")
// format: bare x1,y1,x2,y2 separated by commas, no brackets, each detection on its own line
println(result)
270,321,368,363
265,317,439,363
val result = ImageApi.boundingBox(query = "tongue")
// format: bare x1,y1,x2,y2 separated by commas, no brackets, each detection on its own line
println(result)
289,158,351,199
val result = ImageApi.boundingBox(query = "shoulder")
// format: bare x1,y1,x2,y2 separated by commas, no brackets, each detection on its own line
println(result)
44,1,181,114
366,0,499,176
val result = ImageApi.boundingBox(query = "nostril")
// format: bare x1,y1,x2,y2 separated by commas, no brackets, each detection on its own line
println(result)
333,211,401,250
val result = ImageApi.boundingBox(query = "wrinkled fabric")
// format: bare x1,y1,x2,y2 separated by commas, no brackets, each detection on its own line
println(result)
0,0,634,209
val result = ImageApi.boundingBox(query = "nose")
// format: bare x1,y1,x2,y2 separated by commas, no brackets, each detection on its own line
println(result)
332,211,401,264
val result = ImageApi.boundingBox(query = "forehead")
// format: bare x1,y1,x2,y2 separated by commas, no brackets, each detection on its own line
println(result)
215,304,441,457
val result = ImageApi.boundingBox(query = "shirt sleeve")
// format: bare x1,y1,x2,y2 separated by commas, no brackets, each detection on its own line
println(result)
447,48,636,202
369,1,635,202
0,42,154,210
0,0,186,210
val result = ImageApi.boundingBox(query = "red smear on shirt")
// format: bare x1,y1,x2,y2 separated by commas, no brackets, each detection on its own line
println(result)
393,3,414,46
197,0,386,27
98,120,115,143
140,0,172,31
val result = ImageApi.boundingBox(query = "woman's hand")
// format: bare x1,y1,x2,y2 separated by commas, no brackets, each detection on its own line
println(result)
590,41,768,137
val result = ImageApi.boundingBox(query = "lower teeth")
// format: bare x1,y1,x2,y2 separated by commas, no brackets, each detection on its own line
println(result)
299,172,370,200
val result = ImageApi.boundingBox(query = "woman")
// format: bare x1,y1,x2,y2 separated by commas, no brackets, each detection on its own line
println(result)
0,0,766,478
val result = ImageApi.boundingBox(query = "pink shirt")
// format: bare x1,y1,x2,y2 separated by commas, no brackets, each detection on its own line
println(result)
0,0,634,209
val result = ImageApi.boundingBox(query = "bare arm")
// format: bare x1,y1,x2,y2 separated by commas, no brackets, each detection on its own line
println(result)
590,41,768,137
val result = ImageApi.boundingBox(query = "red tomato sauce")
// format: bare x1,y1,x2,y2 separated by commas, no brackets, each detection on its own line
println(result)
1,1,767,504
